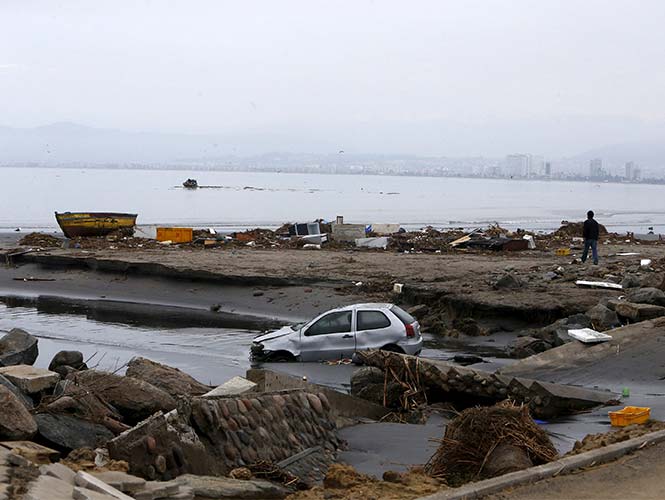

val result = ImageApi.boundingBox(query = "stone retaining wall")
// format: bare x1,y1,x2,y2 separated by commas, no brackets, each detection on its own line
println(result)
108,389,339,481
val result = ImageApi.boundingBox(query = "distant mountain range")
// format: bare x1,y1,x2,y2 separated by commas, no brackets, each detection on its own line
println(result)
570,141,665,168
0,122,664,170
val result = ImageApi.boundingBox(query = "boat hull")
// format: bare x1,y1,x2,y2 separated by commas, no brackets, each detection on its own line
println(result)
55,212,138,238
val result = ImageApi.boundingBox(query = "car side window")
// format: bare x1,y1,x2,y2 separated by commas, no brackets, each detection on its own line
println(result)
357,311,391,331
306,311,352,336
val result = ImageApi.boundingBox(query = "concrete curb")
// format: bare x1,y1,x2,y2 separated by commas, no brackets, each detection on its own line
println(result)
418,428,665,500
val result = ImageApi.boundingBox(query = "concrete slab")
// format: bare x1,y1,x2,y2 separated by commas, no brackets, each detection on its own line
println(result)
25,475,74,500
75,471,134,500
40,462,77,484
73,487,118,500
133,480,180,500
89,471,145,494
202,376,256,397
0,365,60,393
174,474,290,499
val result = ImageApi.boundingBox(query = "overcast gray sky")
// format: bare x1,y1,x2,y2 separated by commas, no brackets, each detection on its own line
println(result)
2,0,665,156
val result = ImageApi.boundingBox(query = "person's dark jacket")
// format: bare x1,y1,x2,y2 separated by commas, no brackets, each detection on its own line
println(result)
583,219,600,240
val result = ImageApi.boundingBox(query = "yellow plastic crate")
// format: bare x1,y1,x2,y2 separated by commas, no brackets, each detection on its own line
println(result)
156,227,193,243
608,406,650,427
555,248,571,256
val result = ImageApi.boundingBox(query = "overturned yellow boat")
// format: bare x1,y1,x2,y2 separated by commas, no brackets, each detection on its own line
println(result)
55,212,138,238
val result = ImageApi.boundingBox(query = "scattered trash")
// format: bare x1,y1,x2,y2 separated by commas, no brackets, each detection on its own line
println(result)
522,234,536,249
156,227,193,243
302,244,321,250
641,259,652,267
575,280,623,290
288,222,321,236
568,328,613,343
555,248,571,256
617,252,640,256
609,406,650,427
393,283,404,293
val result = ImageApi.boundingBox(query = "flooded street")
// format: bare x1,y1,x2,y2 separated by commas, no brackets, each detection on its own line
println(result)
0,299,508,392
0,297,624,455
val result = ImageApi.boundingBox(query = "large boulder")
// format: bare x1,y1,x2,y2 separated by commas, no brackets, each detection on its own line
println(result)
626,287,665,306
621,275,641,289
535,314,592,346
0,373,34,408
35,413,114,451
126,357,210,397
493,273,522,290
0,385,38,439
49,351,88,377
640,274,665,290
0,365,60,394
0,328,38,366
508,336,551,358
68,370,177,424
614,302,665,322
585,304,620,331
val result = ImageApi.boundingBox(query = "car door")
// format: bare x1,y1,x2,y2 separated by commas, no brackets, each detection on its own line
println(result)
354,309,396,352
299,310,355,361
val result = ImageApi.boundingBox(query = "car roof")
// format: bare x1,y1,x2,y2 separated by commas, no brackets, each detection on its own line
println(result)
336,303,395,311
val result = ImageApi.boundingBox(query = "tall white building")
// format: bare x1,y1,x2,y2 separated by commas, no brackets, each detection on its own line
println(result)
625,161,635,180
589,158,603,178
505,154,544,177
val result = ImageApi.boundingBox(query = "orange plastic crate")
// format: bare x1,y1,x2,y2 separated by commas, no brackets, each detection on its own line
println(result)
608,406,650,427
156,227,193,243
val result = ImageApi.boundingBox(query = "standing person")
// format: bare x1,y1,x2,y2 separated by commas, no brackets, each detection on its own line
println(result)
582,210,599,265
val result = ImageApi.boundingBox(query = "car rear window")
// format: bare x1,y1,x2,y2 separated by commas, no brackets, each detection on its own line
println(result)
357,311,391,331
390,305,416,325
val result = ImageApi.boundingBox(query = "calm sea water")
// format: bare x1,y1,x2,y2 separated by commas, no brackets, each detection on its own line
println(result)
1,166,663,233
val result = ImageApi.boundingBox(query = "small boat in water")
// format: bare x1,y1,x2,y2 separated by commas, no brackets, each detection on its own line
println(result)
183,178,198,188
54,212,138,238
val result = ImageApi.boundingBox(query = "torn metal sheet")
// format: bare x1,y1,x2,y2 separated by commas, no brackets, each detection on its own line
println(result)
575,280,623,290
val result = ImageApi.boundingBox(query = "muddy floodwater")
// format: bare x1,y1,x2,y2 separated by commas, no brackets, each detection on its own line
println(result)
0,298,631,457
0,299,507,391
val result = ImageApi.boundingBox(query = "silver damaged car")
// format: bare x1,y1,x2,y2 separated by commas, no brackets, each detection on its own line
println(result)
250,303,422,362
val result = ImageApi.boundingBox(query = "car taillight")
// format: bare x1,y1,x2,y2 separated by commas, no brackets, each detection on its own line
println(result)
405,323,415,338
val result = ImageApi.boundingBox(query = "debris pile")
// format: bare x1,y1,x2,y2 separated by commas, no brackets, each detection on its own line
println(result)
425,403,558,486
568,420,665,455
286,464,441,500
18,232,62,248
